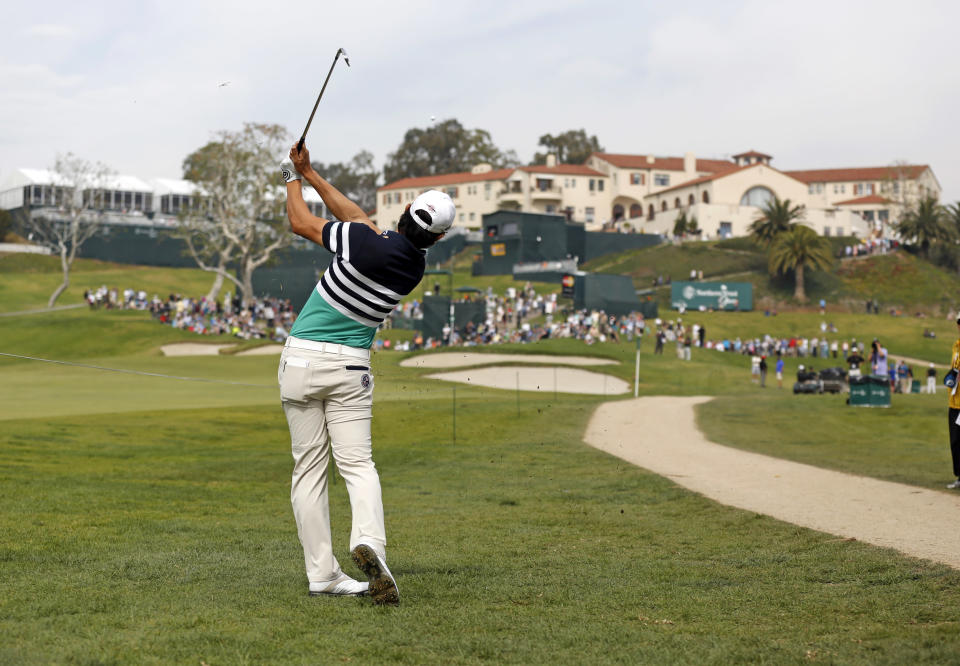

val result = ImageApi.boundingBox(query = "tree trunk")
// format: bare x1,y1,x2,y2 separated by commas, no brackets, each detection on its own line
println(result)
240,259,255,306
794,264,806,303
205,266,226,303
48,246,70,307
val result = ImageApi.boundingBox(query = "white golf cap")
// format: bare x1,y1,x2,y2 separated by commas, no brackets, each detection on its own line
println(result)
410,190,456,233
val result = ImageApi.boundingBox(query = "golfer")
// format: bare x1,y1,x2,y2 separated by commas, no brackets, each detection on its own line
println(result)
279,143,455,604
947,316,960,490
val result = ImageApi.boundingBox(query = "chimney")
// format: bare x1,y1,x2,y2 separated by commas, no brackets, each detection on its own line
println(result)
684,151,696,176
546,153,557,167
646,155,655,165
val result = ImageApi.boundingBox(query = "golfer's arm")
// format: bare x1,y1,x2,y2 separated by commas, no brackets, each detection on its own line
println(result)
303,170,381,234
285,181,327,245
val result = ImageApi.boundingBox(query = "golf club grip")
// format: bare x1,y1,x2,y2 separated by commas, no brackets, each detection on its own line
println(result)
297,136,305,152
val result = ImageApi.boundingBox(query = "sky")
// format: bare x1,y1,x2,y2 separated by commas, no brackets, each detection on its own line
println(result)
2,0,959,201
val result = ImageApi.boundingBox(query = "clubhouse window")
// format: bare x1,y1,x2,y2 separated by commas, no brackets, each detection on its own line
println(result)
654,174,669,187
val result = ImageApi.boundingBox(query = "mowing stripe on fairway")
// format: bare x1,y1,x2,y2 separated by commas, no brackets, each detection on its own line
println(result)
0,352,275,388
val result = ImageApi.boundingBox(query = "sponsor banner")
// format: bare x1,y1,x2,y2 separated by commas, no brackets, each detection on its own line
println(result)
670,281,753,311
489,243,506,257
561,274,575,297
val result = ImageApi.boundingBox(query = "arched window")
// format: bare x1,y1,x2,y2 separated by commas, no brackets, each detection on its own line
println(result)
661,201,668,212
702,191,710,204
630,203,643,218
688,194,695,206
674,197,681,209
648,204,655,220
740,186,775,207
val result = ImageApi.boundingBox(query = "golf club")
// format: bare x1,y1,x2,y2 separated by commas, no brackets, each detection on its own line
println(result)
297,48,350,152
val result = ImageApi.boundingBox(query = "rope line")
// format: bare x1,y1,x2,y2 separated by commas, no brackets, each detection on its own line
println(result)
0,352,275,388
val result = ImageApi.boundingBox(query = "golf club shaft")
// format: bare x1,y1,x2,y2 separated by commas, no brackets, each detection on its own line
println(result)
297,50,343,152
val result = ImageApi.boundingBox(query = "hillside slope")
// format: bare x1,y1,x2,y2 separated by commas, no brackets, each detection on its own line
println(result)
582,239,960,314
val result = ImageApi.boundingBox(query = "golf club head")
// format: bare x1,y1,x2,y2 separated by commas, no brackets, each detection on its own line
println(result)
340,48,351,67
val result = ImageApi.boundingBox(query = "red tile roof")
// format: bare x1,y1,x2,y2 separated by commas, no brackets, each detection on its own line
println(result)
652,163,765,195
784,165,928,183
380,168,515,191
832,194,892,206
590,152,736,173
517,164,605,176
732,150,772,159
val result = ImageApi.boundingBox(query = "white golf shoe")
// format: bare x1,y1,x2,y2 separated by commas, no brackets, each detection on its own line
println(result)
947,479,960,490
308,572,369,597
351,543,399,606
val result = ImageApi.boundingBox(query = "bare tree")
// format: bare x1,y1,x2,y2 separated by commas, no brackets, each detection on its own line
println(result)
177,209,237,303
179,123,292,305
25,154,112,307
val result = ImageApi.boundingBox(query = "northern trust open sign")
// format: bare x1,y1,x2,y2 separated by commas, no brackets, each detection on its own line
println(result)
670,281,753,311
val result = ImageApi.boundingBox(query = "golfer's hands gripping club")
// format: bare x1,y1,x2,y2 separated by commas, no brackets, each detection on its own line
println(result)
280,156,302,183
290,144,313,180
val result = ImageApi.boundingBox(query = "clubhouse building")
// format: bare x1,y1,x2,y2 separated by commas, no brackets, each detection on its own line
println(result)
376,150,941,239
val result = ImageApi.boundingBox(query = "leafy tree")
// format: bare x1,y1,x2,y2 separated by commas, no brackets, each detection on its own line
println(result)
311,150,379,214
24,153,112,306
749,197,805,248
768,225,833,302
383,119,518,183
179,123,292,305
895,196,952,259
672,212,702,241
533,129,603,165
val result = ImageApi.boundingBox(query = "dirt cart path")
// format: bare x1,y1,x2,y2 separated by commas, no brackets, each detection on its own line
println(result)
584,396,960,569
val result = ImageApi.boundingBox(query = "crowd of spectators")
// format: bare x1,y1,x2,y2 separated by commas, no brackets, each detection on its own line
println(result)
84,285,295,341
649,314,930,394
85,277,938,399
843,237,897,257
381,282,647,352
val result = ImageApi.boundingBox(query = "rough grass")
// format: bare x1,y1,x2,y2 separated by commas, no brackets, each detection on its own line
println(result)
582,241,769,285
698,391,954,489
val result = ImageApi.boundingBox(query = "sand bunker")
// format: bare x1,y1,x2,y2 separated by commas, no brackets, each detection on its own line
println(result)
401,352,617,369
585,396,960,569
235,345,282,356
160,343,231,356
426,365,629,395
161,342,284,357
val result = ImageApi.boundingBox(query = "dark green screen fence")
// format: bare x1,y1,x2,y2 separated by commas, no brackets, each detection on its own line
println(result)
479,211,662,275
573,274,642,316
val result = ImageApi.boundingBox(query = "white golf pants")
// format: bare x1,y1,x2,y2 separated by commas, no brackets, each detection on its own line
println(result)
278,337,385,584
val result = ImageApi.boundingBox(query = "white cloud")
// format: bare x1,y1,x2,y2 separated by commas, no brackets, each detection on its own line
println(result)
26,24,74,38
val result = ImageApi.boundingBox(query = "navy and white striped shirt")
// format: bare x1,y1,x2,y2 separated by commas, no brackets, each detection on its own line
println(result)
290,221,425,348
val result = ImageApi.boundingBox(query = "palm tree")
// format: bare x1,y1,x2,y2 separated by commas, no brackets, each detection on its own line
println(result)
896,196,952,258
749,197,805,248
768,225,833,303
944,201,960,239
